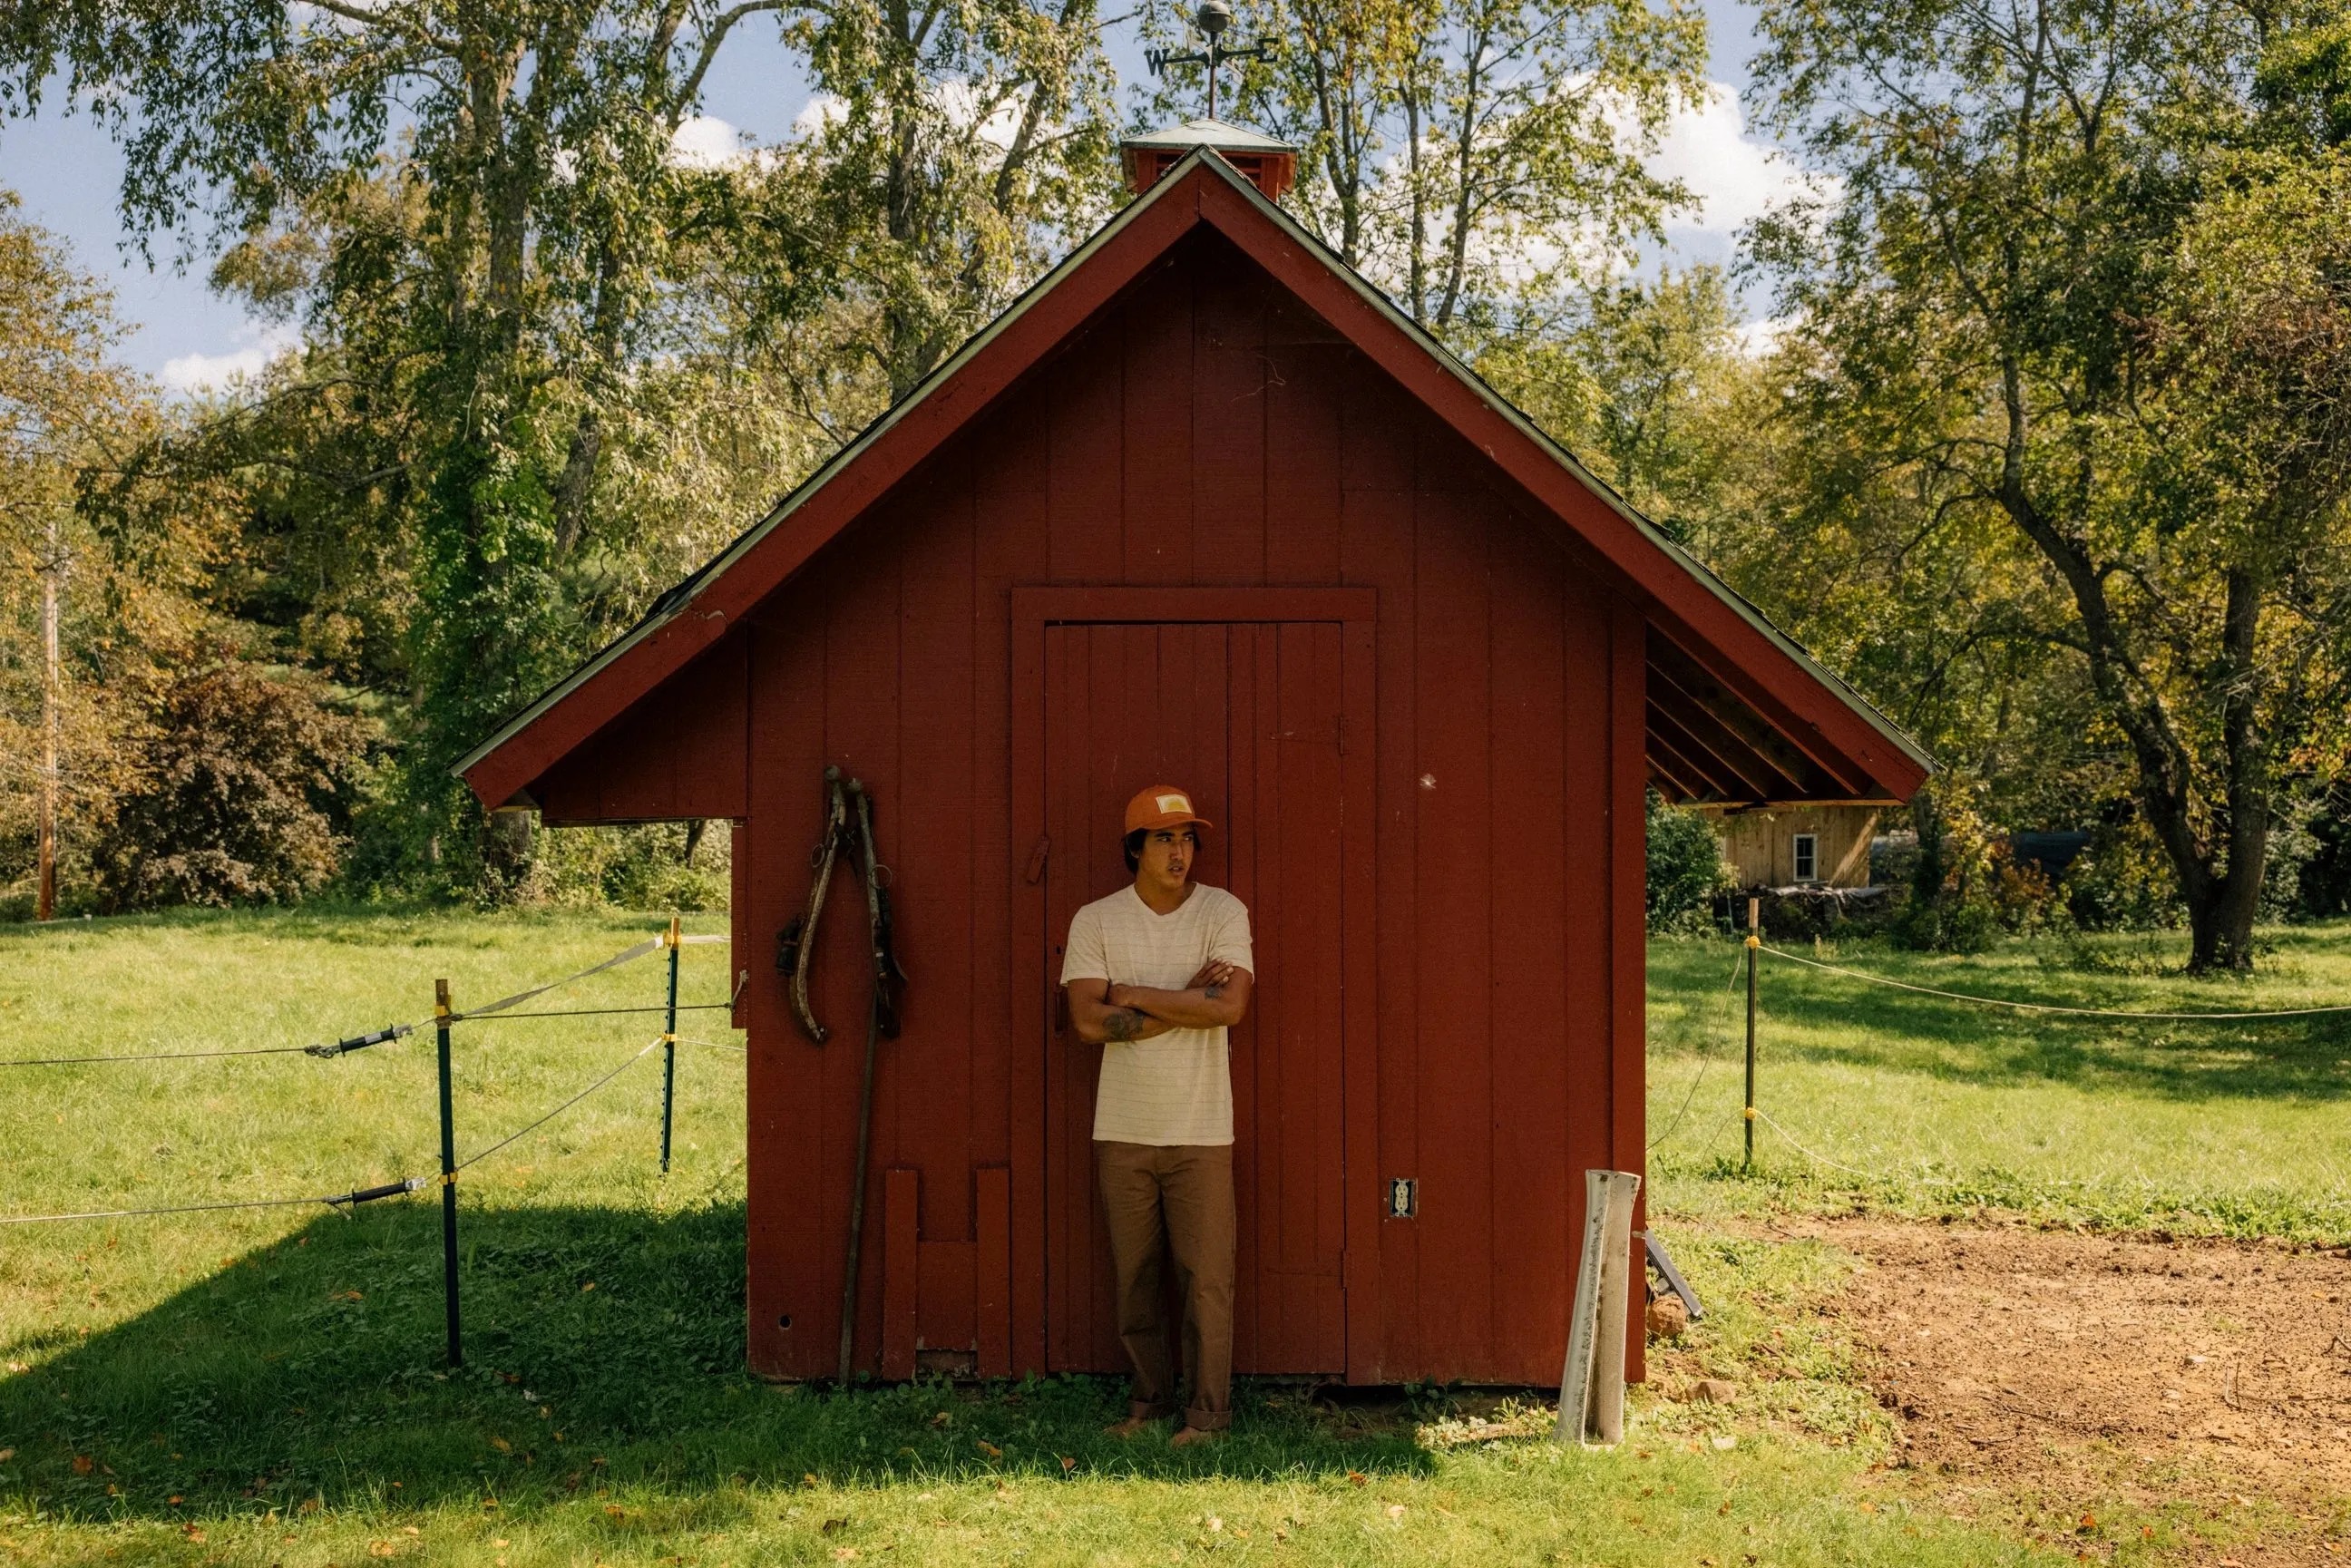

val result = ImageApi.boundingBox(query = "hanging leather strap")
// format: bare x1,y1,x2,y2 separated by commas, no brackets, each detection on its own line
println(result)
780,767,851,1044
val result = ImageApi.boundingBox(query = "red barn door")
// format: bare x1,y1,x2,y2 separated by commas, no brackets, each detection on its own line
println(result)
1032,618,1349,1376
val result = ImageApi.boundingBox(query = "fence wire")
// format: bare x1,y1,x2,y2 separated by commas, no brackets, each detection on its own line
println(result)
0,930,735,1067
1760,944,2351,1020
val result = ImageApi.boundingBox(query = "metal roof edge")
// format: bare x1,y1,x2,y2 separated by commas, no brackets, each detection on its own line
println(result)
1185,154,1934,780
450,161,1201,783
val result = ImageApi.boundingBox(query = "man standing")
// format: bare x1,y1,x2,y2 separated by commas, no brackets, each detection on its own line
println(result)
1060,784,1254,1446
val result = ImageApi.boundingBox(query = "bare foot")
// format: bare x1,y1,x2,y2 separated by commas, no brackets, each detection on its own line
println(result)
1168,1425,1220,1448
1105,1415,1159,1438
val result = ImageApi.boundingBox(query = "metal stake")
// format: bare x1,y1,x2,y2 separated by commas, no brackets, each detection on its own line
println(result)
660,916,680,1174
436,978,461,1368
1743,898,1760,1172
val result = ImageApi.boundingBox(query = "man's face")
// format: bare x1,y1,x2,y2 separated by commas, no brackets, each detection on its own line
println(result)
1138,826,1197,890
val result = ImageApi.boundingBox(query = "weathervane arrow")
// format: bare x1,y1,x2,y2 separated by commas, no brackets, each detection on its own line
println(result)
1148,0,1276,120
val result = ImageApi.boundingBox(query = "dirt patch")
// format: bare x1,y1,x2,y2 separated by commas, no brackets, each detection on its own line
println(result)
1770,1215,2351,1554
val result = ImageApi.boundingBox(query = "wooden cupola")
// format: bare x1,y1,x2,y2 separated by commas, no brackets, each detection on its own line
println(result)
1120,118,1297,201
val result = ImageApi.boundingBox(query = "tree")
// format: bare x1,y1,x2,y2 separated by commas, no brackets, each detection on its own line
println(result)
1140,0,1706,326
785,0,1122,397
1,0,1114,896
1745,0,2335,969
0,192,206,916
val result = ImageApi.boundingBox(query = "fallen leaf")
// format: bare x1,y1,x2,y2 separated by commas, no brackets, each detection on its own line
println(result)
978,1441,1003,1458
1059,1456,1077,1474
833,1551,859,1563
369,1541,396,1557
804,1473,821,1488
930,1412,951,1427
72,1455,93,1475
491,1437,512,1453
1386,1505,1406,1522
1347,1471,1366,1487
1209,1515,1224,1532
0,1447,14,1461
183,1526,206,1544
169,1495,184,1505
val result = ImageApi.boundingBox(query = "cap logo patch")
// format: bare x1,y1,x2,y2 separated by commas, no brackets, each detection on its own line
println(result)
1156,794,1190,814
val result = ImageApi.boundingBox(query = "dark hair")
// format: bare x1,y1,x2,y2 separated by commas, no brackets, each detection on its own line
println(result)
1124,824,1199,873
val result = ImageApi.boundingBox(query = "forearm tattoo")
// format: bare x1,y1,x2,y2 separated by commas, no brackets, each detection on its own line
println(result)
1203,984,1224,1001
1103,1008,1149,1042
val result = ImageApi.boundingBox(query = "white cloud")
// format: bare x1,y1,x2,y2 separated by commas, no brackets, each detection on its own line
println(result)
671,113,748,170
161,322,299,393
1733,314,1798,357
1648,83,1823,236
786,83,1023,148
794,94,846,138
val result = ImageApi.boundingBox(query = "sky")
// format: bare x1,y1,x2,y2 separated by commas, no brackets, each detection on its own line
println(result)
0,0,1788,391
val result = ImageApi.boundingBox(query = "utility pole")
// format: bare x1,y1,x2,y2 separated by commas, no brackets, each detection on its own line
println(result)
36,511,60,922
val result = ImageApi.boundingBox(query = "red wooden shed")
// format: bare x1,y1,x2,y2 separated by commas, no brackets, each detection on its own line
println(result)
458,125,1928,1389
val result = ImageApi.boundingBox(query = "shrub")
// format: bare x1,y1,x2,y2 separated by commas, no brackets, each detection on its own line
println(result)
1891,783,2055,951
89,651,378,911
1647,792,1730,933
520,820,730,911
2063,810,2185,931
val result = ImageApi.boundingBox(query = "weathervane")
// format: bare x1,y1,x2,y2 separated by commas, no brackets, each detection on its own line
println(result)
1146,0,1276,122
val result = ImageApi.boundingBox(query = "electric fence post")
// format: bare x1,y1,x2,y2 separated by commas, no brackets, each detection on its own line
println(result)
435,978,462,1368
1743,898,1760,1172
660,916,681,1174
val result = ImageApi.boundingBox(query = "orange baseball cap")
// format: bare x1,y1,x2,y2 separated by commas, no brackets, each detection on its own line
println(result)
1124,784,1213,834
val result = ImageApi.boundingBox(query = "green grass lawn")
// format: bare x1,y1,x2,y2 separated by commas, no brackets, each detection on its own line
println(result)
5,905,2344,1563
1647,920,2351,1238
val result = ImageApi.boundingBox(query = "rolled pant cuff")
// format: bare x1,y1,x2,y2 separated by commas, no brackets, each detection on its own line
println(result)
1181,1407,1232,1432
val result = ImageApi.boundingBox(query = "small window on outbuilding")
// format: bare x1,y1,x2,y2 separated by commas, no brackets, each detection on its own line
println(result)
1792,833,1819,882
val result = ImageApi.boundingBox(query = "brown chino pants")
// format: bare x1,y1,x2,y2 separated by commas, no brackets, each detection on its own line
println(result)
1094,1140,1236,1431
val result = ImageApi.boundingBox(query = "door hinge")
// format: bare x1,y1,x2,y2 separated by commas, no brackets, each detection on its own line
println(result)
1023,834,1050,885
1336,712,1348,756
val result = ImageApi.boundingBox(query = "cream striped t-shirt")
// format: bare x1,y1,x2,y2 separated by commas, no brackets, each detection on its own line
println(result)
1060,883,1254,1146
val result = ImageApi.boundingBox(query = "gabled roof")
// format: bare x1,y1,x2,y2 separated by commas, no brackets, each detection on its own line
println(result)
459,148,1930,812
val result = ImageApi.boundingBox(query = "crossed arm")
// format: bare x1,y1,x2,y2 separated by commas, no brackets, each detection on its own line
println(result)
1066,959,1254,1044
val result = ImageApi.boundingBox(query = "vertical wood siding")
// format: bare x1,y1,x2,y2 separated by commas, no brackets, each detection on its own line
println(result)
643,227,1642,1385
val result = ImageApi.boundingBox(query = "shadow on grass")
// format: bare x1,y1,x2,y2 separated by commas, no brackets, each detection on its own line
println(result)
0,1200,1427,1524
1650,939,2351,1105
